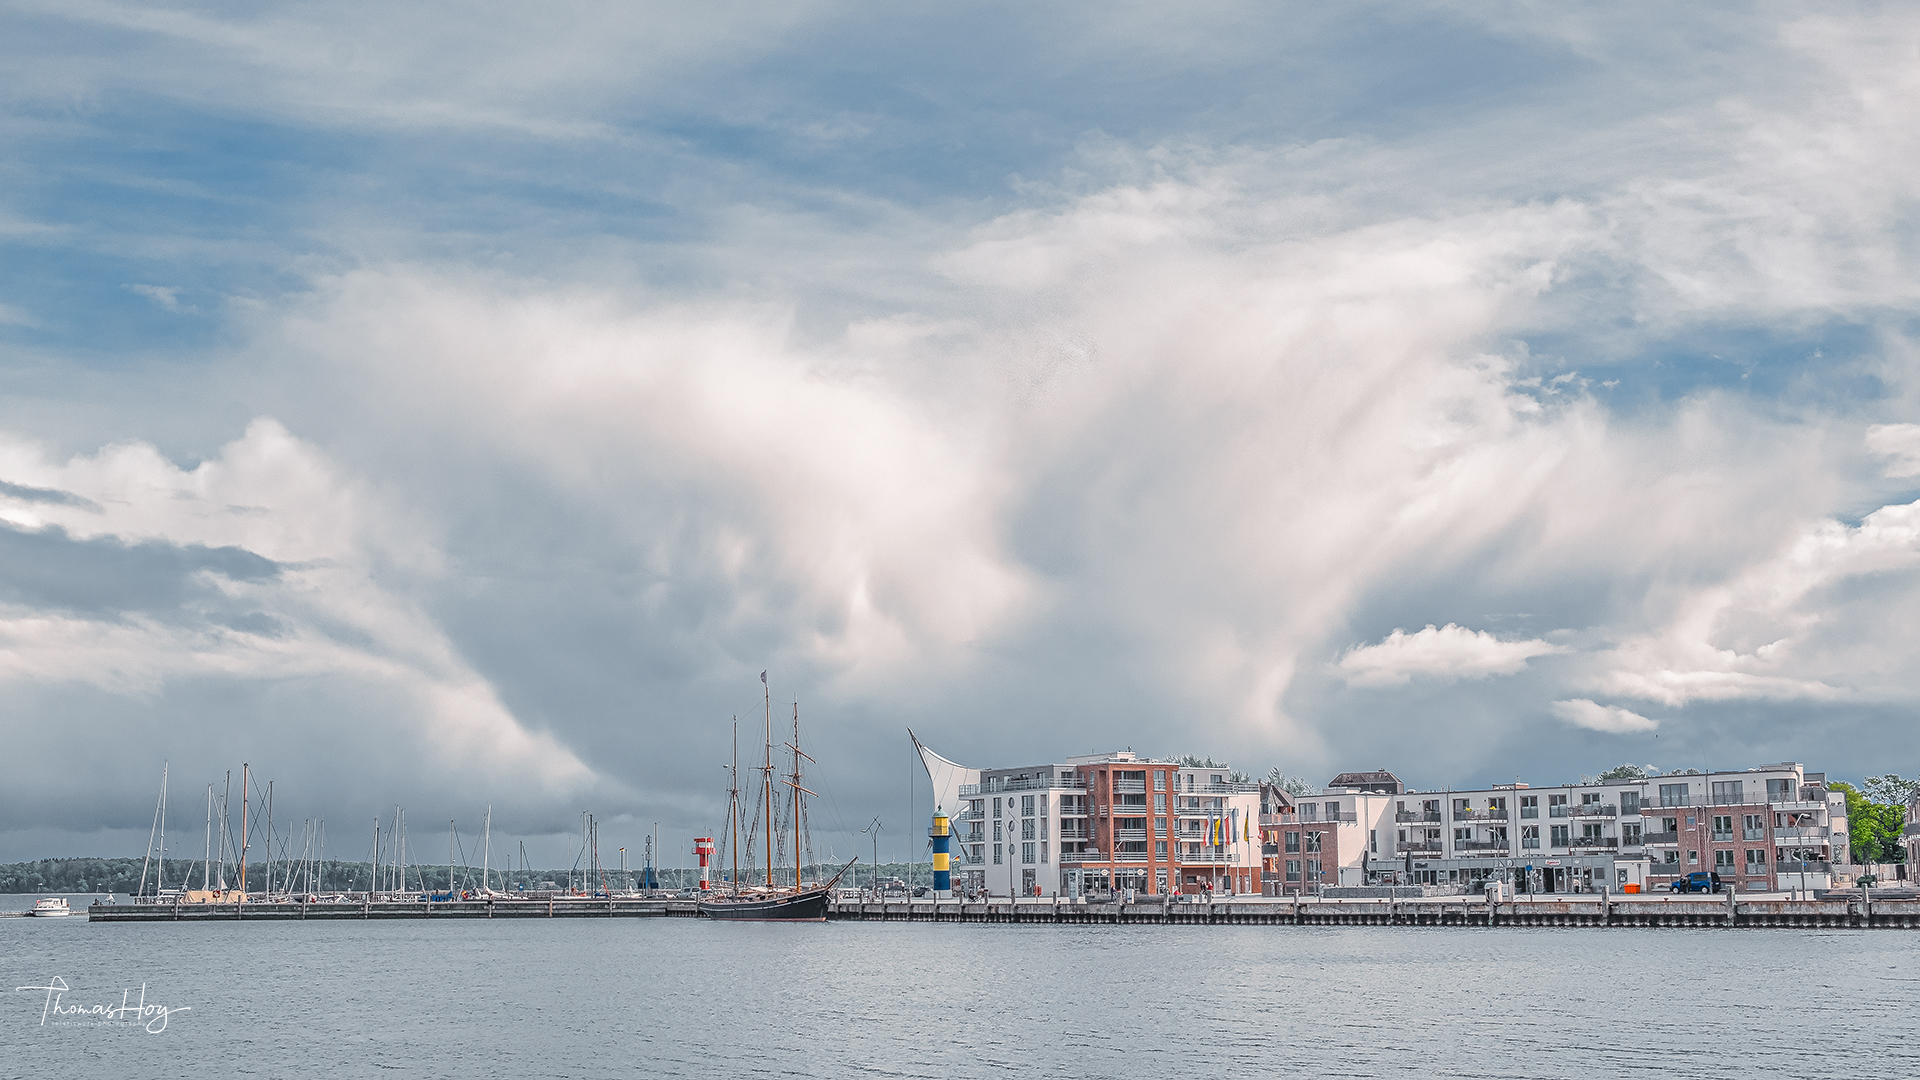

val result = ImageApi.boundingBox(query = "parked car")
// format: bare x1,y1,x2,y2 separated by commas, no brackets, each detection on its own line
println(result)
1668,871,1723,894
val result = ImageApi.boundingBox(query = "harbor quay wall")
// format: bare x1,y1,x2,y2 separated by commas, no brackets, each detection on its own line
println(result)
83,895,1920,928
89,898,706,921
827,895,1920,928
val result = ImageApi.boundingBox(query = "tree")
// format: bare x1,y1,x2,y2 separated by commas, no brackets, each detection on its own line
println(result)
1862,774,1919,808
1264,768,1319,797
1596,764,1654,782
1832,782,1908,864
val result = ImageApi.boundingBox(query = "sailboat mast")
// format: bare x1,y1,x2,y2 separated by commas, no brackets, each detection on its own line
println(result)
730,718,740,895
764,676,773,891
238,762,248,896
204,785,213,890
483,805,491,896
792,704,801,891
157,761,168,894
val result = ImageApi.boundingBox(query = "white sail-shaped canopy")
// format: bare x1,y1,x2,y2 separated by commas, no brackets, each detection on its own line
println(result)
909,730,979,816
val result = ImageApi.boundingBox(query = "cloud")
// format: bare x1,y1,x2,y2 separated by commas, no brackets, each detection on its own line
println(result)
124,284,188,312
1551,699,1657,734
1865,424,1920,477
1337,624,1564,688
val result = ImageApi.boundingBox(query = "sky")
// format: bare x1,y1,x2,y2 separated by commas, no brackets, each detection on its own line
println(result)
3,1,1920,868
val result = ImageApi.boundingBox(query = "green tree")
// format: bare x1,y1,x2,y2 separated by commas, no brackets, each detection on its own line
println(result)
1596,764,1654,781
1862,774,1919,807
1832,782,1908,864
1263,768,1319,797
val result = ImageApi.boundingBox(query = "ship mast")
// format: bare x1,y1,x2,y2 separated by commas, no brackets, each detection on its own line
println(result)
763,673,774,891
787,703,814,892
729,718,740,896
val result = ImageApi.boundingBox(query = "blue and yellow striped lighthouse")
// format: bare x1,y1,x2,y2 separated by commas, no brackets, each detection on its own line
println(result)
930,810,952,898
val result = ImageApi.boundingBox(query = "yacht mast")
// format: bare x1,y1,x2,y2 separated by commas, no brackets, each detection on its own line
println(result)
729,718,740,895
483,805,492,896
238,762,248,896
203,785,214,890
788,703,813,892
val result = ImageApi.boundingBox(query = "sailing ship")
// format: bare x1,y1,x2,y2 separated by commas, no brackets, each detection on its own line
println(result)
699,675,851,922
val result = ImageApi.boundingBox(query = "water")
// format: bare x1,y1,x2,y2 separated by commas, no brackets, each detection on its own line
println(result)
5,913,1917,1078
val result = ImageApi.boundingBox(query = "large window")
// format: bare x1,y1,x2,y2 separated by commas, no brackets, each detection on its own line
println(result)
1711,815,1733,842
1284,831,1300,854
1021,819,1035,841
1154,772,1166,792
1711,781,1745,805
1022,842,1036,864
1659,783,1690,807
1745,848,1766,870
1521,825,1540,849
1021,795,1035,816
1285,859,1301,882
1714,849,1734,869
993,844,1002,865
1305,831,1322,853
1550,825,1570,846
1621,791,1640,815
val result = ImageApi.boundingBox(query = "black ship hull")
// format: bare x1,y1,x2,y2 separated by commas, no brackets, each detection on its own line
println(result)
698,888,830,922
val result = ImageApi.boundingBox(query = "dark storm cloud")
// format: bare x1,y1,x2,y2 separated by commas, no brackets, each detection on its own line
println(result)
0,480,102,511
0,522,279,618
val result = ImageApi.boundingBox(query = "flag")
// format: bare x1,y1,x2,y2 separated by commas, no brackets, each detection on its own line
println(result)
760,671,767,684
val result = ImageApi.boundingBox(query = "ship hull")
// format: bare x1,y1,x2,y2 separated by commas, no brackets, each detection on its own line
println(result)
698,888,829,922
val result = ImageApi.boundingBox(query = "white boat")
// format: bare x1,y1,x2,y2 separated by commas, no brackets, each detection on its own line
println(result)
30,897,72,917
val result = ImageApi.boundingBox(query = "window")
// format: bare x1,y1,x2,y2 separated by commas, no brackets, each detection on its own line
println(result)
1714,849,1734,869
1743,814,1764,840
1154,772,1166,791
1285,859,1301,882
1185,774,1194,792
993,821,1002,842
1620,791,1640,815
1156,840,1167,858
1325,801,1340,819
1455,827,1471,843
1663,816,1679,834
1155,817,1167,838
1745,848,1766,870
1550,825,1570,846
1711,815,1733,841
1040,842,1048,864
1300,804,1317,822
1521,825,1540,849
1022,842,1036,864
1154,793,1166,812
993,797,1002,818
1581,792,1601,806
1022,795,1035,816
1021,819,1035,841
1490,797,1507,812
1520,795,1539,818
1306,859,1322,878
1548,794,1568,817
1688,849,1699,864
1664,850,1680,864
1453,798,1470,814
1305,831,1322,853
1711,780,1745,805
968,821,983,841
1766,778,1795,802
1659,783,1690,807
1581,823,1603,842
1369,830,1378,854
993,844,1002,864
1039,794,1048,815
1284,831,1300,854
1622,823,1642,845
1039,819,1048,841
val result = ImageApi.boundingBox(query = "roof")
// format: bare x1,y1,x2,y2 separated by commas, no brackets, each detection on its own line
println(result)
1326,769,1404,794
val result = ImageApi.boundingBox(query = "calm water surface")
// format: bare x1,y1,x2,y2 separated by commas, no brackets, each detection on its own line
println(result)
4,910,1916,1078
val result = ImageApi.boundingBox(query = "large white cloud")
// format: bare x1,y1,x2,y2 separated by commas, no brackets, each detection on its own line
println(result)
1338,625,1564,688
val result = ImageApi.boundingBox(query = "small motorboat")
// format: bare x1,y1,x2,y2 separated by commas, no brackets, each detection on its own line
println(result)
30,897,73,917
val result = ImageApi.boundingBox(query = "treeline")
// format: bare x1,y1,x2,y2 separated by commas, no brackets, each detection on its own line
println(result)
1,856,917,894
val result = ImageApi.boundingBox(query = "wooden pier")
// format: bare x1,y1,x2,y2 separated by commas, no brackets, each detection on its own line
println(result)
826,894,1920,928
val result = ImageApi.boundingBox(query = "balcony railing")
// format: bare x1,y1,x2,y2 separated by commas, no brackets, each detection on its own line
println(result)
1059,850,1105,864
1178,852,1239,864
1298,812,1359,823
1772,826,1829,842
1396,811,1442,823
1113,779,1147,794
1453,809,1509,821
1115,828,1147,842
1453,840,1508,852
1567,836,1618,850
1396,841,1442,854
1198,782,1258,794
1642,831,1680,845
1743,829,1766,841
1776,861,1832,874
1059,805,1089,817
1548,805,1571,818
959,776,1087,796
1057,828,1091,841
1568,804,1618,818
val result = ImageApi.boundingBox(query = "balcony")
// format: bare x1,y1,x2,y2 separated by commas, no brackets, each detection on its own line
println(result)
1113,801,1151,816
1178,852,1238,864
1059,850,1105,864
1059,803,1089,817
1710,832,1734,843
1642,831,1680,845
1113,779,1147,794
1777,861,1832,874
1519,808,1540,818
1453,840,1508,852
959,776,1088,796
1743,829,1766,841
1114,828,1148,842
1548,805,1571,818
1453,809,1509,821
1568,804,1618,818
1773,826,1829,841
1567,836,1618,850
1198,782,1257,794
1396,811,1442,823
1057,828,1091,841
1395,841,1442,854
1299,812,1359,823
1657,796,1695,808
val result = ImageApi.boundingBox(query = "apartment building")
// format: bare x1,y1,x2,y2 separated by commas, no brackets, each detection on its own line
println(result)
1368,762,1845,894
924,746,1262,897
1260,771,1402,895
